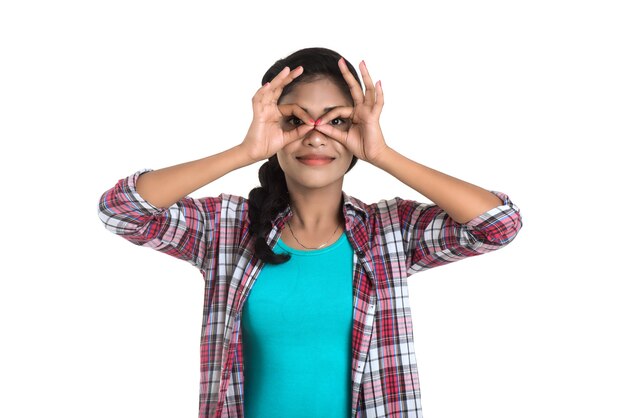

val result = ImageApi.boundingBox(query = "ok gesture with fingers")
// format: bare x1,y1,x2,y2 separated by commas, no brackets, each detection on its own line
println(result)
241,66,316,163
313,58,389,164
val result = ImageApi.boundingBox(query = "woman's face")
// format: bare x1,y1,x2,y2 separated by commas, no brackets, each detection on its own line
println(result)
276,76,354,193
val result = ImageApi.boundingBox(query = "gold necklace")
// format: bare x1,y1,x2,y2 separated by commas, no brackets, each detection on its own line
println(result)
286,220,341,250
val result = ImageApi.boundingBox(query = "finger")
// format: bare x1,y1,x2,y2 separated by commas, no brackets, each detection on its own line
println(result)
255,66,294,106
313,123,349,145
278,104,315,125
338,57,364,105
373,80,384,115
270,66,304,103
283,124,314,143
359,60,377,106
315,106,354,126
252,81,272,106
259,66,289,103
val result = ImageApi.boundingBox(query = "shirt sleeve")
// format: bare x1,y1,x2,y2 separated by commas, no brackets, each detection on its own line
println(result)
97,169,221,273
397,191,523,275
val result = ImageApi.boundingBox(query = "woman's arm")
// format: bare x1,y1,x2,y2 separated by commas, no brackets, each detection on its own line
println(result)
98,145,256,270
98,67,317,269
135,145,255,209
370,147,503,224
314,57,511,224
136,66,317,209
370,147,522,274
315,58,521,274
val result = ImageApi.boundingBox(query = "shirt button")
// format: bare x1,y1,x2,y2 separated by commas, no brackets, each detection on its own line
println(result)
356,250,365,257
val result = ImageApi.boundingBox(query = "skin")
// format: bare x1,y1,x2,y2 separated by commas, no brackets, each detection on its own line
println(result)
274,77,355,248
244,59,503,249
136,57,502,250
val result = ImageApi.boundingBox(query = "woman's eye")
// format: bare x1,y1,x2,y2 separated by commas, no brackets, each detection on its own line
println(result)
329,117,351,131
287,117,303,126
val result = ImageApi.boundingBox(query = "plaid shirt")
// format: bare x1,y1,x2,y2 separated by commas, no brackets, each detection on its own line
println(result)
98,169,522,418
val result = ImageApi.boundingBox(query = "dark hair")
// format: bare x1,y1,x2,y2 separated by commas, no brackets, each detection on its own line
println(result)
247,47,362,264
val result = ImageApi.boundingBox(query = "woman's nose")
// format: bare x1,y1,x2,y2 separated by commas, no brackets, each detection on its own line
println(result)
303,128,327,147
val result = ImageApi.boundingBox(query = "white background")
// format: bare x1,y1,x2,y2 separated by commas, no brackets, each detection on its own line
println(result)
1,1,624,417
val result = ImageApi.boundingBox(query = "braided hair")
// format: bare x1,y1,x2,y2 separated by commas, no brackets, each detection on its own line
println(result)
247,47,362,264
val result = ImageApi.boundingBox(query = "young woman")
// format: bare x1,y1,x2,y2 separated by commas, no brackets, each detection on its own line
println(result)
98,47,522,418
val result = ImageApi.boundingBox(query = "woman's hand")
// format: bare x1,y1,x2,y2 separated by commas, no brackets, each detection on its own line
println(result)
240,66,315,162
313,58,390,164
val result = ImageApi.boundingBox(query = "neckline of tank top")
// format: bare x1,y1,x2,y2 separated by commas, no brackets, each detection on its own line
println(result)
276,231,349,256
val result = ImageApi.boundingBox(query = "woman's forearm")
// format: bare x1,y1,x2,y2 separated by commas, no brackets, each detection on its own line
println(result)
135,145,256,208
372,147,503,224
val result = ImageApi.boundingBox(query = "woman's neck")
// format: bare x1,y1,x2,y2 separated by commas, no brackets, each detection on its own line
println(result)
286,186,344,232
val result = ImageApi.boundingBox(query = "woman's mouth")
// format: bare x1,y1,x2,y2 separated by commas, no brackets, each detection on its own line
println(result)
296,157,335,166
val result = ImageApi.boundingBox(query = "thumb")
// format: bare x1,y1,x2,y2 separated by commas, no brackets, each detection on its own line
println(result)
314,123,348,145
283,124,315,144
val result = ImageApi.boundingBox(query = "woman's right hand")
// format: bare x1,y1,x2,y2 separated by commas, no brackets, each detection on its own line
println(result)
240,66,315,162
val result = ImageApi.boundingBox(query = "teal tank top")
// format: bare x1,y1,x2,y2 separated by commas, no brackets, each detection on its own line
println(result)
241,232,354,418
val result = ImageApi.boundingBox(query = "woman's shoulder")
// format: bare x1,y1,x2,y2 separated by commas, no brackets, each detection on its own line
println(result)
344,192,427,216
344,194,411,230
215,193,248,204
206,193,249,212
180,193,249,218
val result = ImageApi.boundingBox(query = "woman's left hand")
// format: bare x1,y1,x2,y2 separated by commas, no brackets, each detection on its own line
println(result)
313,58,390,164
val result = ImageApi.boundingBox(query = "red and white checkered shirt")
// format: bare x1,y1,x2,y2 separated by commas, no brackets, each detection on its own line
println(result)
98,169,522,418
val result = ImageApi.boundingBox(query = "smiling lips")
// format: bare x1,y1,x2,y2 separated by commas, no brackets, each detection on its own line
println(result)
296,155,335,166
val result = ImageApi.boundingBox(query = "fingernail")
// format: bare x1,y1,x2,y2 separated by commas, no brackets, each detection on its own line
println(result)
315,118,322,126
309,119,315,125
